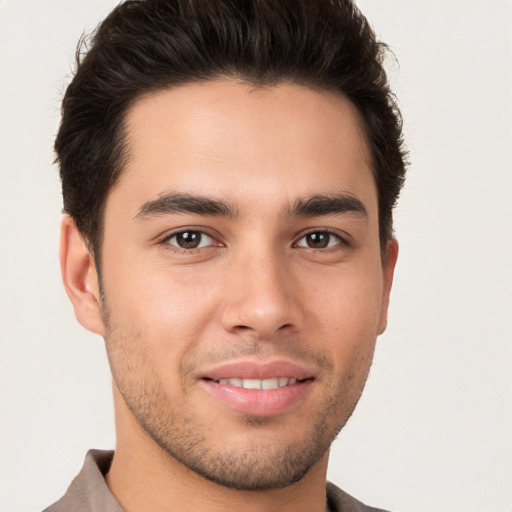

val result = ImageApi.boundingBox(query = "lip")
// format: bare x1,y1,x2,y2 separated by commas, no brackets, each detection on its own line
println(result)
200,360,315,381
199,360,315,416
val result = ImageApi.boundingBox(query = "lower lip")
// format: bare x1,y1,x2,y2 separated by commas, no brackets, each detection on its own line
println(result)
200,379,313,416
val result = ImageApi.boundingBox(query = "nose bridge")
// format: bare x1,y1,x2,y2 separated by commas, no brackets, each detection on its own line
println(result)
221,240,301,337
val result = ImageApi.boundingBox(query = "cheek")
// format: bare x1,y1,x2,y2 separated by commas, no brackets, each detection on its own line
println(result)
305,264,383,362
102,259,222,356
308,263,383,328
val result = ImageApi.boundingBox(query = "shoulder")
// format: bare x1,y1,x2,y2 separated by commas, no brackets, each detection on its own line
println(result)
41,450,123,512
327,481,395,512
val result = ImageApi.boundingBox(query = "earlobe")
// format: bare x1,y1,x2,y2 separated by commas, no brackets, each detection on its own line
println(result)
378,237,399,335
60,216,105,337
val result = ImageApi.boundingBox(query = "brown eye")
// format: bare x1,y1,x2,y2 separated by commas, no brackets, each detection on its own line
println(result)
296,231,341,249
167,231,213,249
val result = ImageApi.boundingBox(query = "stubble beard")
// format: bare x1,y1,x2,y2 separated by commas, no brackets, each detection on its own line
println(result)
121,382,349,491
102,308,371,491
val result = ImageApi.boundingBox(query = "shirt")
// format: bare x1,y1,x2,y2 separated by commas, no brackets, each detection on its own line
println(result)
43,450,391,512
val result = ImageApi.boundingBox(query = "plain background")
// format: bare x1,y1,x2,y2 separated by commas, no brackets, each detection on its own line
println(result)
0,1,511,511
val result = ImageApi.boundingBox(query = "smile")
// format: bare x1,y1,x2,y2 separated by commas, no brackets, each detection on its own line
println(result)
199,360,316,415
212,377,299,390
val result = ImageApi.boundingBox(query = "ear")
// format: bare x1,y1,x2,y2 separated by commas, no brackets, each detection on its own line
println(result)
378,237,399,335
60,216,105,337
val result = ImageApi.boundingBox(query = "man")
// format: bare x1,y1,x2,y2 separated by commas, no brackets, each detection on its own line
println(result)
46,0,406,511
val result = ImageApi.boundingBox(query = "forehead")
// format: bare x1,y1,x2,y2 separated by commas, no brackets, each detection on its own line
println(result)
112,80,375,217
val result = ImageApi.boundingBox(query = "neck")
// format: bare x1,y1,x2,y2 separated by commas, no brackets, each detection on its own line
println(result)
106,389,331,512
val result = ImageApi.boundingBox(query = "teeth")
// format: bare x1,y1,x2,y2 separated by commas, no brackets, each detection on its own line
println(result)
243,379,262,389
261,378,279,390
216,377,299,389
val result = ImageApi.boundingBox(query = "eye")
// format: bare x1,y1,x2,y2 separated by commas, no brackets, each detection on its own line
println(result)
165,230,215,250
295,231,343,249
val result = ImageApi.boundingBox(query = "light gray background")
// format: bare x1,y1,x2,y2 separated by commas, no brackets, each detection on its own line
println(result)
1,1,511,511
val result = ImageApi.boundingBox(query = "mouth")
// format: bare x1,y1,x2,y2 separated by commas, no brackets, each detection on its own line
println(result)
205,376,304,389
199,360,316,416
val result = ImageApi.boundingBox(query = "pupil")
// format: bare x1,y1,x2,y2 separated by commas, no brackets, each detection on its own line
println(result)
307,232,329,248
177,231,201,248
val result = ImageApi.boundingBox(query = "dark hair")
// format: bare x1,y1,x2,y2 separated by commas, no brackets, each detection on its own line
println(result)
55,0,407,259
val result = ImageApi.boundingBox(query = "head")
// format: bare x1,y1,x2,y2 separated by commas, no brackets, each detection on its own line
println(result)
58,0,406,493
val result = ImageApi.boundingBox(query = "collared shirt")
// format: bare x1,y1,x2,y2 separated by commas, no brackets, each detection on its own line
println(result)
43,450,391,512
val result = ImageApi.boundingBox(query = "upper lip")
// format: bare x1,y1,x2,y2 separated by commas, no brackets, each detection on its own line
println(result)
200,360,316,381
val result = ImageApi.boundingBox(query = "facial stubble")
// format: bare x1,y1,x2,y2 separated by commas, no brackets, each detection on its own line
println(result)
102,304,373,491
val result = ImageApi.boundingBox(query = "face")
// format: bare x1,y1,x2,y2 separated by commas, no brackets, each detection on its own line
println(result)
90,80,396,489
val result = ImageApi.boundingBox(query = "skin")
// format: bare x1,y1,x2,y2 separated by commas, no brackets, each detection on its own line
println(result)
61,80,398,512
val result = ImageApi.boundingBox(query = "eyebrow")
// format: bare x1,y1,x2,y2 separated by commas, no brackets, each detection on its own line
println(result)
135,191,367,221
135,192,238,219
288,193,368,219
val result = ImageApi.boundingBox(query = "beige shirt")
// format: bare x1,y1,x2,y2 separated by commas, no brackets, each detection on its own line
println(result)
43,450,391,512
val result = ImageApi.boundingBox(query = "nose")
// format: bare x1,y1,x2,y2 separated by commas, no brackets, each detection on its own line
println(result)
220,248,303,339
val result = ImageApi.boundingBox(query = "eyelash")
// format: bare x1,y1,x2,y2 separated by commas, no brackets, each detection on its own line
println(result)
161,229,221,254
160,227,350,255
294,229,349,251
